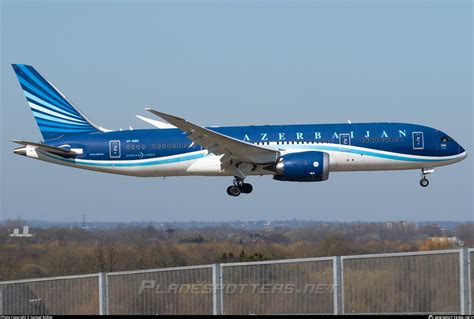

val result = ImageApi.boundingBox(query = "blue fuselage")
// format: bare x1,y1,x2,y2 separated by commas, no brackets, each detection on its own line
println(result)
49,122,464,162
10,64,468,191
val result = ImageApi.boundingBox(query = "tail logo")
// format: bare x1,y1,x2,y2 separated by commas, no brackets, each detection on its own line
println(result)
12,64,100,140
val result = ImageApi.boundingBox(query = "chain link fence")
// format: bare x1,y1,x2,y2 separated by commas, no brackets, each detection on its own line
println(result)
0,274,99,315
1,248,472,315
106,265,213,315
342,250,461,314
221,257,334,315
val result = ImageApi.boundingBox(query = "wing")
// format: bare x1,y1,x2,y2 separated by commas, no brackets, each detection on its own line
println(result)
146,109,279,164
136,115,177,129
12,140,77,157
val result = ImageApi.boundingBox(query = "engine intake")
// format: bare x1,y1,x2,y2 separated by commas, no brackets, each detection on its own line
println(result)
273,151,330,182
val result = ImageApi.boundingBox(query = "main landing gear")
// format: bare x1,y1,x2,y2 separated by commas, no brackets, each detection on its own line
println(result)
227,177,253,197
420,168,434,188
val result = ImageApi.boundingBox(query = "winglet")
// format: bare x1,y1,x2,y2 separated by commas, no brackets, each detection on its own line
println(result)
146,109,185,123
146,109,189,130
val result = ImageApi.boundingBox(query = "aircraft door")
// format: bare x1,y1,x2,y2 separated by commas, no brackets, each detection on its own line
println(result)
339,134,351,147
412,132,424,150
109,140,121,158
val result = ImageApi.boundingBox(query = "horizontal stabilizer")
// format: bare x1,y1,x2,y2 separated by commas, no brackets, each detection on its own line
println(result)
12,140,76,156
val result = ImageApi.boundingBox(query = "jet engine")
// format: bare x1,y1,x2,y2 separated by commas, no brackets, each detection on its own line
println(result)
272,151,330,182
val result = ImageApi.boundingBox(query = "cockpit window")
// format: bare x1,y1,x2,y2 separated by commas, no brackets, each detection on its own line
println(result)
441,136,452,143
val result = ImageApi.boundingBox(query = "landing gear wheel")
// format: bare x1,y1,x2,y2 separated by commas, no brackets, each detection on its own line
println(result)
420,178,429,187
419,168,433,188
227,176,253,196
240,183,253,194
227,185,241,197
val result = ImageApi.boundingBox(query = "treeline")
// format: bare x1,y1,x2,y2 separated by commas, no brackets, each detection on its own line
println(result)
0,222,472,281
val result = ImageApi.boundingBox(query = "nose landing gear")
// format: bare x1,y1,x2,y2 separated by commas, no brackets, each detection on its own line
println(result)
420,168,434,188
227,177,253,197
420,178,429,187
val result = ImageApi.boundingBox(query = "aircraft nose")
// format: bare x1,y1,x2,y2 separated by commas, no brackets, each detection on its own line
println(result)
458,144,467,159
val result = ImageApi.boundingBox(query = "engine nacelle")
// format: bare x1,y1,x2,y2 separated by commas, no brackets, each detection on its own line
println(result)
273,151,330,182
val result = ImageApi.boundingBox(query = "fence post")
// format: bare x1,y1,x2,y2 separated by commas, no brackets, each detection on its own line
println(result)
460,248,471,315
98,272,108,315
212,264,223,315
333,256,343,315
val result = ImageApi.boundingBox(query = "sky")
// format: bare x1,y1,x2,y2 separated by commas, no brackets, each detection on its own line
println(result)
1,0,472,223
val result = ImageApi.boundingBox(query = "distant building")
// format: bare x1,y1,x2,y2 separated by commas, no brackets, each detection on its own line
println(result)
263,221,273,232
9,226,33,238
385,221,416,231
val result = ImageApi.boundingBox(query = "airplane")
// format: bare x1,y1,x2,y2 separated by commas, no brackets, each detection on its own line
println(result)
11,64,467,196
